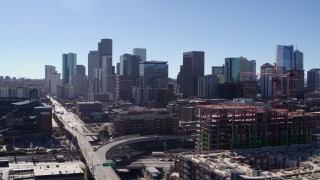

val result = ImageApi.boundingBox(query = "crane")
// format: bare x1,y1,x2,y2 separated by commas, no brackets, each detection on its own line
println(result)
240,63,295,107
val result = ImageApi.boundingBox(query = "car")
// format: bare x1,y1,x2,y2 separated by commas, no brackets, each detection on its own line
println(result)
167,159,174,162
159,159,165,161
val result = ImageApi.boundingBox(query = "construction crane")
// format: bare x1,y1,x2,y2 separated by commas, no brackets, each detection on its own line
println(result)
240,63,295,107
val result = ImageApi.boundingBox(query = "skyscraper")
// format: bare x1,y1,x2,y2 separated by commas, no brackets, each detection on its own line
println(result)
88,51,99,80
224,57,256,82
45,65,61,95
98,39,112,68
62,53,77,84
120,54,140,85
45,65,56,91
77,65,86,76
307,69,320,92
276,45,304,98
98,39,114,93
260,63,274,99
140,61,168,88
133,48,147,62
182,51,204,98
212,66,224,76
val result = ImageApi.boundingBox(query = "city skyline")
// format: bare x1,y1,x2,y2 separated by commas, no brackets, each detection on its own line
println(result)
1,0,320,79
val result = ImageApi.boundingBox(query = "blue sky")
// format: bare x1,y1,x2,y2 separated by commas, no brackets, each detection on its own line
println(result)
0,0,320,79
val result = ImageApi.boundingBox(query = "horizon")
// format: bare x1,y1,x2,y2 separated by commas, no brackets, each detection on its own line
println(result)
1,0,320,79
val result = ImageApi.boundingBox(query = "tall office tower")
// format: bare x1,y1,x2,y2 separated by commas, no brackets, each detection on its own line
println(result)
76,65,86,76
45,65,61,95
88,51,99,80
120,54,140,85
120,54,129,76
276,45,304,98
98,39,112,68
70,75,88,96
276,45,294,74
62,53,77,84
133,48,147,62
260,63,274,99
294,50,303,70
45,65,56,91
198,75,219,98
224,57,256,82
45,65,56,79
140,61,168,88
212,65,224,76
48,72,61,96
97,39,114,93
307,69,320,92
101,55,115,93
116,63,120,75
182,51,204,98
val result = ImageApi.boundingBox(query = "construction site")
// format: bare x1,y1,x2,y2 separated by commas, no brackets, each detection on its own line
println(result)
197,104,319,151
176,143,320,180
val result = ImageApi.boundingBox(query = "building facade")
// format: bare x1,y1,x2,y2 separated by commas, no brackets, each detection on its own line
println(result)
113,109,179,137
224,57,256,82
62,53,77,84
133,48,147,62
260,63,274,99
198,75,219,98
139,61,168,88
182,51,204,98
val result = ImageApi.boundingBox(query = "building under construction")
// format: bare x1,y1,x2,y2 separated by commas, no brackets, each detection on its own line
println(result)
198,104,319,151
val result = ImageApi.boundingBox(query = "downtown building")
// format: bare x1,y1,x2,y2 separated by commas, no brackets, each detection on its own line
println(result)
276,45,304,98
219,57,257,99
197,104,319,152
62,53,77,84
133,48,147,62
181,51,204,98
307,68,320,92
45,65,61,96
260,63,274,99
133,61,174,107
98,39,115,94
113,108,179,137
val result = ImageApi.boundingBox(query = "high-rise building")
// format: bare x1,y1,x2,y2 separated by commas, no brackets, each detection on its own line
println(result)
133,48,146,62
182,51,204,98
276,45,304,98
276,45,294,74
88,51,99,80
70,75,88,96
45,65,61,95
198,75,218,98
98,39,112,68
294,50,303,70
48,72,61,96
62,53,77,84
97,39,114,94
139,61,168,88
307,69,320,92
224,57,256,82
45,65,56,91
45,65,56,79
101,55,114,93
76,65,86,76
120,54,140,85
260,63,274,99
212,66,224,76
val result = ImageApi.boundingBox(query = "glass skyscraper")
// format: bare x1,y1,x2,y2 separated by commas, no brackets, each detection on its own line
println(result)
62,53,77,84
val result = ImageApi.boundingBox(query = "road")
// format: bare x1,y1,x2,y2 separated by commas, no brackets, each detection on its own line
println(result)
50,97,120,180
50,97,194,180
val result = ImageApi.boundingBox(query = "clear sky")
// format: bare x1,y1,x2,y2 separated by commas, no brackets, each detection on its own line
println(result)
0,0,320,79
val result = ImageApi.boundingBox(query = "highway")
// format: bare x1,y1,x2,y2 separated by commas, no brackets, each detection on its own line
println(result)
50,97,120,180
50,97,194,180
